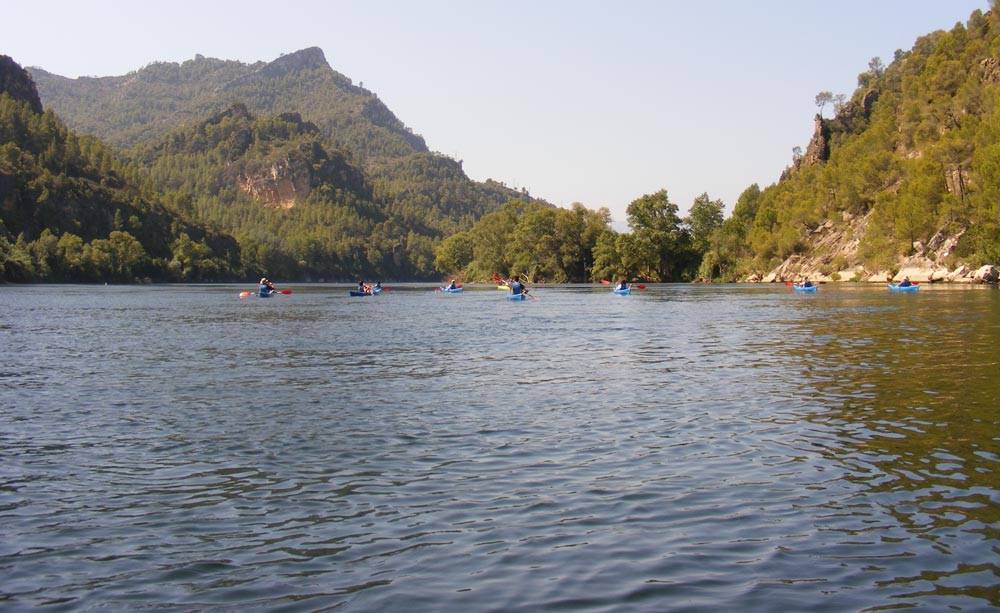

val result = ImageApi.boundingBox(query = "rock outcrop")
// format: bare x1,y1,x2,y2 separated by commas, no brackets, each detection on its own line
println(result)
973,264,999,284
0,55,43,113
238,157,312,209
981,57,1000,84
802,115,830,166
745,215,998,284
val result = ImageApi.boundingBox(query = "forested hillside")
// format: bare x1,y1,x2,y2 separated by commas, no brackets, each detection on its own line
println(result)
31,48,425,159
137,104,442,279
0,57,238,282
702,5,1000,282
29,48,528,226
22,47,534,280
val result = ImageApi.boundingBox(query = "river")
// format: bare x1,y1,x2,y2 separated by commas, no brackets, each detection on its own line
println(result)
1,283,998,610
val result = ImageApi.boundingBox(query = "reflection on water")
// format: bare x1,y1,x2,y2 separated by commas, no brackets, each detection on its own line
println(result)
0,283,997,610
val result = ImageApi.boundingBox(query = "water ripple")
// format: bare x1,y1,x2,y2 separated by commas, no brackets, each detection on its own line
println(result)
0,284,998,610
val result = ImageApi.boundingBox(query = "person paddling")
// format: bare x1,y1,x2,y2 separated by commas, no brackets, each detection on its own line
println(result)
801,277,814,288
357,279,371,295
259,277,276,297
899,276,912,287
446,279,458,290
617,279,629,291
507,276,524,296
375,281,382,290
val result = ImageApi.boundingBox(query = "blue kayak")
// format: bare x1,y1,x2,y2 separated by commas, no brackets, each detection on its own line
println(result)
507,293,527,301
440,287,464,293
349,290,373,297
792,284,817,293
888,284,919,292
612,287,631,295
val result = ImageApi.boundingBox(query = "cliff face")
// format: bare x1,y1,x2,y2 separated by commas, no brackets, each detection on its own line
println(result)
238,158,312,209
0,55,43,113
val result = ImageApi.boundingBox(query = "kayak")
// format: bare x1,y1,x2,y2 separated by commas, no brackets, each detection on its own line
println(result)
613,287,631,295
441,287,464,293
507,293,527,301
349,290,373,296
888,284,919,292
239,289,279,299
792,284,817,293
497,285,511,291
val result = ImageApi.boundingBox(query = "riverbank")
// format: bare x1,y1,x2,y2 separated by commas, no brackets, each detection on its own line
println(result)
748,263,998,285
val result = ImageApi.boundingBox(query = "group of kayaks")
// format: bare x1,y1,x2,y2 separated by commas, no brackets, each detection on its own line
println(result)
440,284,529,299
791,282,920,293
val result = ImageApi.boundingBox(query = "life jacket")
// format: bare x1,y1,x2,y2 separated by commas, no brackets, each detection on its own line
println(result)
259,284,272,297
511,281,523,295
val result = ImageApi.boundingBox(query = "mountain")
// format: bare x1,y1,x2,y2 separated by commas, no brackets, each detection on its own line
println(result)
0,55,239,282
30,47,426,159
701,6,1000,284
26,47,535,279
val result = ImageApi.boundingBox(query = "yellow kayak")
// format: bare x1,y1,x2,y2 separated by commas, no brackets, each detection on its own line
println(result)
497,285,511,291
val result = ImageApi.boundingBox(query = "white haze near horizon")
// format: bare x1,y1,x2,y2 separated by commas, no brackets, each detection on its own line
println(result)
5,0,990,228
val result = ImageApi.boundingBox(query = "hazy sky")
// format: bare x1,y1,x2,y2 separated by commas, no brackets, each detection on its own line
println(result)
5,0,990,226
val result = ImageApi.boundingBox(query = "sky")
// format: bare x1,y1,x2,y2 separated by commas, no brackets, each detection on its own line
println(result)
5,0,991,227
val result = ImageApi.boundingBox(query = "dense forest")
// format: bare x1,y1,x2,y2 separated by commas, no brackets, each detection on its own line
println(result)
434,190,723,283
0,57,239,282
700,5,1000,281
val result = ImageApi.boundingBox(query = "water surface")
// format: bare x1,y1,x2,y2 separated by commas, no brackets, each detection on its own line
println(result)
2,283,998,610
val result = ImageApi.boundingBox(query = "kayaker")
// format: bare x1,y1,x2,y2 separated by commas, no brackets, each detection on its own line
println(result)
899,276,912,287
508,277,524,295
802,278,814,288
259,277,276,297
447,279,458,290
617,279,629,291
357,279,370,294
374,281,382,290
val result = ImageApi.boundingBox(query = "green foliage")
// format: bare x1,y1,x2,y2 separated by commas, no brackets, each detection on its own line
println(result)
0,92,239,282
685,193,725,254
433,200,612,282
439,189,713,284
